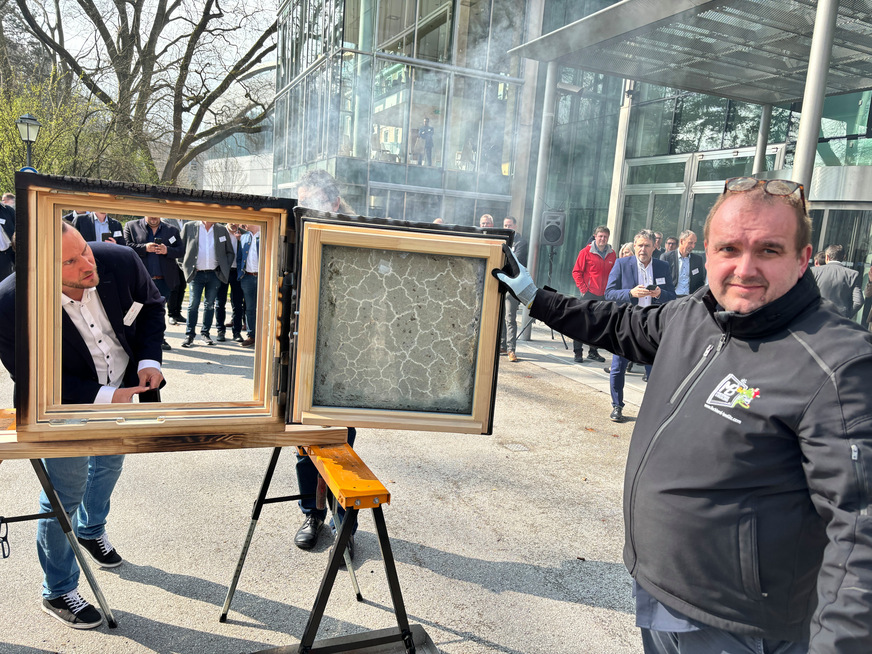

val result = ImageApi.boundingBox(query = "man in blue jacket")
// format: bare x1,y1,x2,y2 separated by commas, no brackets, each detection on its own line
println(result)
604,229,676,422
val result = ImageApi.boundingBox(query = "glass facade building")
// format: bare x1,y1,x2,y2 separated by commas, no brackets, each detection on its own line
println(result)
273,0,527,225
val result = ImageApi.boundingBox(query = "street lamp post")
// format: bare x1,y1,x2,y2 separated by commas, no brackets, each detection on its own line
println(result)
15,113,42,169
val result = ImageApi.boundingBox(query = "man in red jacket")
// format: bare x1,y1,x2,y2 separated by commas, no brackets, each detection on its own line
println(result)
571,226,616,362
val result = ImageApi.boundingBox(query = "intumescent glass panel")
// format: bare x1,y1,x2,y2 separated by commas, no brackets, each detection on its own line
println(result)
621,195,650,244
273,94,288,171
313,245,486,413
287,84,304,168
455,0,492,70
447,75,484,172
377,0,415,56
290,1,304,79
809,209,824,252
416,0,451,63
824,210,872,266
410,67,448,168
628,99,674,158
821,91,872,138
372,60,411,163
367,187,389,217
849,138,872,165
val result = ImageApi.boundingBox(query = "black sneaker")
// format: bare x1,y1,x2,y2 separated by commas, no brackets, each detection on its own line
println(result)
609,406,624,423
215,332,226,342
232,333,243,342
77,533,122,568
181,335,194,348
200,333,215,345
586,351,605,362
42,589,103,629
161,339,172,351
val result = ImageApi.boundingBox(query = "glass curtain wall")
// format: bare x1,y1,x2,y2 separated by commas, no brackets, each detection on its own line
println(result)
275,0,522,224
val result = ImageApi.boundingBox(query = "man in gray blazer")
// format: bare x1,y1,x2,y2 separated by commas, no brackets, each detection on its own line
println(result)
811,244,863,318
660,230,706,297
178,221,235,347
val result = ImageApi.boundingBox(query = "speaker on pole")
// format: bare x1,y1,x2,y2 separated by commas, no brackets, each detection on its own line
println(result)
541,211,565,247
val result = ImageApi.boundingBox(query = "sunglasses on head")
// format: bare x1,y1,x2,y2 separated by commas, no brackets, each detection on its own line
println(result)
723,177,806,205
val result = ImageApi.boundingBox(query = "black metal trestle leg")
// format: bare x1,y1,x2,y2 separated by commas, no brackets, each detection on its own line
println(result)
30,459,118,629
297,506,414,654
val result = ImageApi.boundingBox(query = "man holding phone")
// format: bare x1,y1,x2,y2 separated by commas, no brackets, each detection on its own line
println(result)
124,216,184,350
604,229,676,421
71,211,126,246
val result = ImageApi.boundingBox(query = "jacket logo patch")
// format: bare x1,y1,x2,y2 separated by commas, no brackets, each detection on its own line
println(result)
706,374,760,409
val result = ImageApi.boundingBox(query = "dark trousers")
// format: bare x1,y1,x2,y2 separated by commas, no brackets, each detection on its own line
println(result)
168,267,186,318
610,354,651,408
296,428,357,530
215,274,244,336
0,248,13,282
641,627,807,654
573,292,605,356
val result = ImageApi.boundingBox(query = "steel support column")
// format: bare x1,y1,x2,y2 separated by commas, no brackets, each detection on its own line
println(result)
792,0,840,190
753,104,772,175
520,60,558,340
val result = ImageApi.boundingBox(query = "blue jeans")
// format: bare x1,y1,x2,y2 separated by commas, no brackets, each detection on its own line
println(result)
186,269,221,337
38,455,125,599
296,428,357,530
239,273,258,338
641,627,807,654
610,354,651,408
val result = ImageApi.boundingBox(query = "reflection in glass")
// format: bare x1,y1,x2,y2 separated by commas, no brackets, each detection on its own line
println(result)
57,211,262,406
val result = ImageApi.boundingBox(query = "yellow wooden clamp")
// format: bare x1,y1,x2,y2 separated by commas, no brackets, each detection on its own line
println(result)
301,443,390,510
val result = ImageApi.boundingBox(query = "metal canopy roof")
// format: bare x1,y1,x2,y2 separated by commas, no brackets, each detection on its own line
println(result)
511,0,872,105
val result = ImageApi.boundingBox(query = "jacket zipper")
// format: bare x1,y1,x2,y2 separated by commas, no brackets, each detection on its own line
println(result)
851,444,870,516
628,332,729,567
669,343,714,404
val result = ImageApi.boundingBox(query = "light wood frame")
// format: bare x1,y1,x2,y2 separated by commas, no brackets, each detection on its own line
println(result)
15,182,290,442
293,222,505,434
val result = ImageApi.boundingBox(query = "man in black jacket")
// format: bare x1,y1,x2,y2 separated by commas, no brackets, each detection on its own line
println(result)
70,211,126,246
496,177,872,653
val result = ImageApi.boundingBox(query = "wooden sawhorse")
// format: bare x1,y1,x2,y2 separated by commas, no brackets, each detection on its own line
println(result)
221,443,416,654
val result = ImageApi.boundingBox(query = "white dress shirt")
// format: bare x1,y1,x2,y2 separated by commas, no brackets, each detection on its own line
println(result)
637,260,653,308
196,222,217,270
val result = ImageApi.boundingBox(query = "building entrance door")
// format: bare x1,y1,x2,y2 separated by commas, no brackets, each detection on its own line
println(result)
620,191,682,246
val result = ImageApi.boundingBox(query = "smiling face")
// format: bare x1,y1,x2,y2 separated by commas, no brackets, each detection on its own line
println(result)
594,229,609,250
704,194,811,314
61,228,99,300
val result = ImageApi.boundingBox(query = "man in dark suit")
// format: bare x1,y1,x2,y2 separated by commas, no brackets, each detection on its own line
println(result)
605,229,676,422
0,222,165,629
0,201,14,281
124,216,184,350
179,220,235,347
811,244,863,318
660,230,706,297
70,211,126,246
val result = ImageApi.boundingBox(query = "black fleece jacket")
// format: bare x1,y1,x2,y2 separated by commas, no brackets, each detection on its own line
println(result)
531,270,872,651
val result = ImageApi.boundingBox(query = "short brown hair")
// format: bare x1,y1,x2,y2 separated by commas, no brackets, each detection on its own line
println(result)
704,187,811,253
594,225,610,236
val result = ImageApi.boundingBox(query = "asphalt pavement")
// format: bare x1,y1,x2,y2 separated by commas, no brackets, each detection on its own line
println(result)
0,320,648,654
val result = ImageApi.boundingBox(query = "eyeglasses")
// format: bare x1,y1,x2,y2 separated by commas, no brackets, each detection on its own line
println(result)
723,177,806,205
